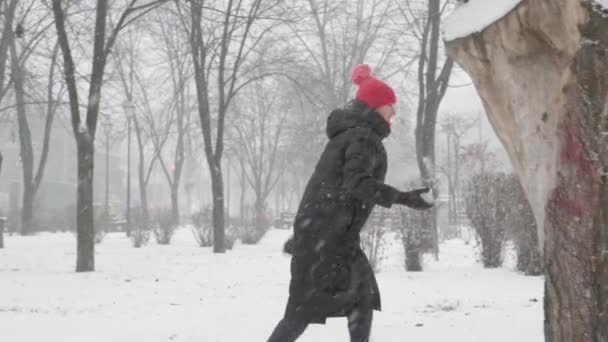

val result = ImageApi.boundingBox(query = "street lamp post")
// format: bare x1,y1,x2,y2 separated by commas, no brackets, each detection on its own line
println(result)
101,116,113,215
123,100,135,237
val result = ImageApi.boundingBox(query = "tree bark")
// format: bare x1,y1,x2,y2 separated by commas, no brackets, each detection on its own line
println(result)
10,38,58,235
410,0,453,268
210,163,225,253
239,158,247,222
0,0,18,102
446,1,608,340
188,0,264,253
0,217,5,248
75,131,95,272
104,136,110,214
10,36,35,235
170,184,179,226
133,116,150,227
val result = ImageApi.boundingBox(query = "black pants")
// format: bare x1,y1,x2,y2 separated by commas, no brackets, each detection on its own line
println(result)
267,308,373,342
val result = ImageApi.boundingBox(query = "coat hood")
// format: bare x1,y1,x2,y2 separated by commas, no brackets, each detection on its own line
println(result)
326,100,391,140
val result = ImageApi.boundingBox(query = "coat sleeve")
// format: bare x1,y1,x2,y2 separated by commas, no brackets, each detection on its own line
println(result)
341,135,400,208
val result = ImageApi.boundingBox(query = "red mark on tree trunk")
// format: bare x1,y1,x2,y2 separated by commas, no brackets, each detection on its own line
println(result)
553,120,599,215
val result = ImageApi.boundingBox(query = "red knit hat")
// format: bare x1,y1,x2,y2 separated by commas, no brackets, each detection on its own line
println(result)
351,64,396,109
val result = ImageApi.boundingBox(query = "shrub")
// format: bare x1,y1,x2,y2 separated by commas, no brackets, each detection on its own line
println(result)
154,208,176,245
503,175,543,275
464,173,508,268
191,208,237,249
192,208,213,247
361,209,390,273
398,207,430,272
130,207,151,248
94,208,114,244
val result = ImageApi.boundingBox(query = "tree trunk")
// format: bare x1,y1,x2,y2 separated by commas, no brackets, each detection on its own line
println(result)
20,187,34,235
239,159,247,222
170,184,179,226
136,138,150,227
104,137,110,214
411,0,454,267
226,159,231,219
446,132,455,225
75,132,95,272
0,0,18,102
10,37,36,235
210,163,225,253
126,119,132,237
446,1,608,340
0,218,5,248
404,222,422,272
254,195,266,232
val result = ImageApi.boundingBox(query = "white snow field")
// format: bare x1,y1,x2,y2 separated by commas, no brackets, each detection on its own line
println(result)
0,228,543,342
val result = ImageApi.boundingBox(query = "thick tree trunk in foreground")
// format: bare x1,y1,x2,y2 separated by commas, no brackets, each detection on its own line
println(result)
446,1,608,341
75,132,95,272
210,164,226,253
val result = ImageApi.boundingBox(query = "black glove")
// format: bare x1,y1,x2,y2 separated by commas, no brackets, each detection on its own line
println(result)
396,187,434,210
283,235,294,255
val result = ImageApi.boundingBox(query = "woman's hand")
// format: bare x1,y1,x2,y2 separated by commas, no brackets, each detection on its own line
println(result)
396,187,434,210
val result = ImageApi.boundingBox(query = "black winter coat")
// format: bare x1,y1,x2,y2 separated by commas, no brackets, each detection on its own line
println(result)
284,100,402,324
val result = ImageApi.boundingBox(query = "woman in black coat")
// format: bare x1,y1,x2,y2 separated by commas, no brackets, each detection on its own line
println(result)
267,65,433,342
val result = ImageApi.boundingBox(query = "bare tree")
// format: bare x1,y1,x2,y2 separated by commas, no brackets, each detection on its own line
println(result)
0,0,19,105
280,0,405,191
186,0,280,253
111,24,161,235
152,12,192,225
230,79,288,236
286,0,400,110
10,36,62,234
398,0,454,269
439,112,476,226
465,172,508,268
0,1,62,234
51,0,167,271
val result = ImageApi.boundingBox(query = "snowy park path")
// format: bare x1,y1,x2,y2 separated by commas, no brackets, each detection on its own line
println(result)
0,229,543,342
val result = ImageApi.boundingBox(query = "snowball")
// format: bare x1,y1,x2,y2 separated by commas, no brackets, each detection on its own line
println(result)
421,191,435,205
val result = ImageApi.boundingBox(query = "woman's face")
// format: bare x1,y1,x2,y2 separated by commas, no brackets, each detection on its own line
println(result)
375,104,395,125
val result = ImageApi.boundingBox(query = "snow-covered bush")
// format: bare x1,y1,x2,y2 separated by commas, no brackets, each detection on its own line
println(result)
68,206,112,244
464,173,508,268
153,208,176,245
94,208,113,244
503,175,542,275
130,207,151,248
224,226,237,250
398,207,430,272
191,209,236,249
361,209,390,272
237,203,270,245
191,208,213,247
394,180,435,272
238,224,267,245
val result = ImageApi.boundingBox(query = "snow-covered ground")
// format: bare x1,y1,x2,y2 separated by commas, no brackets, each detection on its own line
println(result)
0,228,543,342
